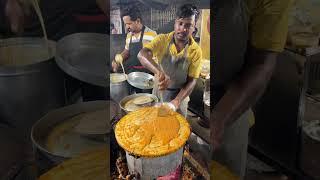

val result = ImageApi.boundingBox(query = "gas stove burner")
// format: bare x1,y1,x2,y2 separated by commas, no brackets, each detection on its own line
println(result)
111,144,209,179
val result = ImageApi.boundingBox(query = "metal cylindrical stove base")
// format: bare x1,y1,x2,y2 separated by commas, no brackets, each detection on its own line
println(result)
126,148,183,180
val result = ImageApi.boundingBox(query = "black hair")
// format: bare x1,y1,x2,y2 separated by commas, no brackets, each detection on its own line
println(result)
121,5,142,22
176,4,199,23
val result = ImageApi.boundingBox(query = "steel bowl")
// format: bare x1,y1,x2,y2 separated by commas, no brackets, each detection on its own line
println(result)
127,72,154,90
119,93,158,114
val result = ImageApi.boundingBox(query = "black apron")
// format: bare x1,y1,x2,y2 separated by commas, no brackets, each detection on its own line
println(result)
212,0,249,106
124,26,151,74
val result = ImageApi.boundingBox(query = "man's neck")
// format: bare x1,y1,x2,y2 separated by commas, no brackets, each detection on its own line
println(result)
132,24,143,35
173,35,189,53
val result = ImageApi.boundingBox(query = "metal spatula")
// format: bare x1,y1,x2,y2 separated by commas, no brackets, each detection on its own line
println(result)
157,64,171,117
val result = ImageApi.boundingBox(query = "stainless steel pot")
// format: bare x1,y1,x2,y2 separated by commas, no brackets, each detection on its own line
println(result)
55,33,108,101
31,100,117,174
110,73,129,103
0,38,65,138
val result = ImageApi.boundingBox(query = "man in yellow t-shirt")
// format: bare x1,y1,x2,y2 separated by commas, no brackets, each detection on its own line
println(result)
210,0,292,178
138,4,202,117
112,5,157,74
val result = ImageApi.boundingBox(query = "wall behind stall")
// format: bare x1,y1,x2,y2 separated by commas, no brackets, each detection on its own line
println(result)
199,9,210,60
110,34,126,64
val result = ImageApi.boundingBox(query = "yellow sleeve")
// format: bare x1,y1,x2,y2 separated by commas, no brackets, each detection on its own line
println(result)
143,34,167,60
142,31,158,46
188,47,202,79
125,33,130,50
248,0,292,52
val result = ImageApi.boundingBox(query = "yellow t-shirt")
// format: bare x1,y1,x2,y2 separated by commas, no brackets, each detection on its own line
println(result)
247,0,292,52
144,31,203,79
125,26,157,50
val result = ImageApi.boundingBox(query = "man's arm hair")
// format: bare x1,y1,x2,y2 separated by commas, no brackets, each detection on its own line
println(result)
120,49,130,62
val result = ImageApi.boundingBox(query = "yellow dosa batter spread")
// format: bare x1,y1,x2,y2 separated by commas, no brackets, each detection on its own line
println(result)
115,107,191,157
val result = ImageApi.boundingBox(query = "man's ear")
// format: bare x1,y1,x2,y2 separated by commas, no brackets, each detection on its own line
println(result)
136,18,142,24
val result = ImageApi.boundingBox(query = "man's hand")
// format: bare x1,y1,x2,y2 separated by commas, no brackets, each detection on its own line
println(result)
155,102,176,111
5,0,25,34
170,99,180,110
112,54,123,72
157,71,170,90
115,54,123,64
112,60,118,72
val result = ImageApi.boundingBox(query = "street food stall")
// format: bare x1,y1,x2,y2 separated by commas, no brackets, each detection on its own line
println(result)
0,0,108,179
109,0,217,179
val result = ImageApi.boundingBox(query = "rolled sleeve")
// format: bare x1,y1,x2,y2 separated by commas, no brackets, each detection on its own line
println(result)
124,34,130,50
143,34,167,59
188,48,202,78
249,0,292,52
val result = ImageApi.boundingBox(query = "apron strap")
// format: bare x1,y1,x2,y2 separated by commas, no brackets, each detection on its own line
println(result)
139,25,146,43
127,26,147,71
164,37,190,70
129,25,146,45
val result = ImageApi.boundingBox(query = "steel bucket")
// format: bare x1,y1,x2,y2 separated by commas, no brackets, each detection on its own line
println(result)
0,37,66,138
31,100,117,175
110,73,129,103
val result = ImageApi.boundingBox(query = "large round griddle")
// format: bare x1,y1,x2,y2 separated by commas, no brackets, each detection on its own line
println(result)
55,33,108,87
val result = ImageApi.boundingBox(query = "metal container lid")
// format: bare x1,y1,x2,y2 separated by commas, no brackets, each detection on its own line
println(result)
55,33,108,87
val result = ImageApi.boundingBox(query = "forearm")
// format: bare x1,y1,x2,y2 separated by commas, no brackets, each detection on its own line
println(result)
137,48,160,74
213,48,277,126
120,49,130,62
173,77,197,104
